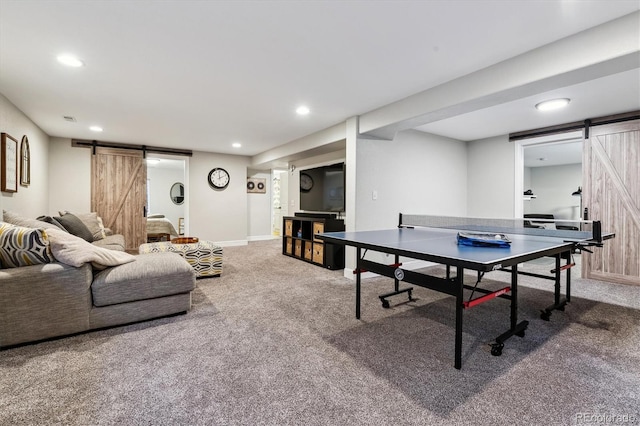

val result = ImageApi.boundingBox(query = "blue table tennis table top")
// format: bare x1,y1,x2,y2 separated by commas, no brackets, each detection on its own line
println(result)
318,226,594,271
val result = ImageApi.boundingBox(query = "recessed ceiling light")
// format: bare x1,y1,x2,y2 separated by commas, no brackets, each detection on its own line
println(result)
89,126,103,132
296,106,310,115
57,54,84,67
535,98,570,111
232,142,241,148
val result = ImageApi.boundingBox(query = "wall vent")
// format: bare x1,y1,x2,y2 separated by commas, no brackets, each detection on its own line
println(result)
63,115,76,122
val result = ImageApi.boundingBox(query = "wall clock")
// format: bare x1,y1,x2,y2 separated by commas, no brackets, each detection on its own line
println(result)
300,173,313,192
208,167,230,190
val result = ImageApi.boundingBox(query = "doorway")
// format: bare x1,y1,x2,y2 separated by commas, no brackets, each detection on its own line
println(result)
146,154,187,238
514,131,583,220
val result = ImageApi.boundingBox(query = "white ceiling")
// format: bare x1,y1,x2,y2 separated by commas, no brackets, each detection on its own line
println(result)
523,139,583,168
0,1,639,160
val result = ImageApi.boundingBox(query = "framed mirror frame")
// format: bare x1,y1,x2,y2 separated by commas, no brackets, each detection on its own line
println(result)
170,182,184,205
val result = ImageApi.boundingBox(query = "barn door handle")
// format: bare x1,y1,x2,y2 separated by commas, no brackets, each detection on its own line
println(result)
143,205,147,217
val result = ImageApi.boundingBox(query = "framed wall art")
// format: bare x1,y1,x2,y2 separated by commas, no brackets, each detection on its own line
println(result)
247,177,266,193
1,133,18,193
20,135,30,186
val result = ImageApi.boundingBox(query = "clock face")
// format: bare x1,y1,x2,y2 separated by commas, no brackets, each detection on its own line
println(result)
300,173,313,191
208,168,230,190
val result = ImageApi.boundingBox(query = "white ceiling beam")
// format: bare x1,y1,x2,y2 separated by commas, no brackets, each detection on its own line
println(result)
359,11,640,140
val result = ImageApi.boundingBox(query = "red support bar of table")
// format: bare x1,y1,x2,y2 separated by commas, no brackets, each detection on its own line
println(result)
463,286,511,309
353,262,402,274
550,263,576,274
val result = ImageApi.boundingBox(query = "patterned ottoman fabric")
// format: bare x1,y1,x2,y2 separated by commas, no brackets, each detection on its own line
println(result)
139,240,222,278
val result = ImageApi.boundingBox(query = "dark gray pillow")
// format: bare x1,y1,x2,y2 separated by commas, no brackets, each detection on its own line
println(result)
55,213,94,242
37,215,68,232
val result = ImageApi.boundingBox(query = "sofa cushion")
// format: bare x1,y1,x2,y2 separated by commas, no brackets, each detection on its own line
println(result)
37,215,68,231
2,210,64,231
59,211,106,241
55,213,94,242
91,252,195,307
91,234,126,252
0,222,55,268
47,228,135,270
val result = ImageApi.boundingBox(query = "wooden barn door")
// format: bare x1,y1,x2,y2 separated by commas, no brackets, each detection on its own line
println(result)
583,119,640,285
91,147,147,252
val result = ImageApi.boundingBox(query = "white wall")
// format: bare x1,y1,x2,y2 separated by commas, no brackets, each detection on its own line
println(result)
48,140,254,245
247,169,272,239
356,129,468,231
188,151,250,245
0,93,50,218
467,134,516,219
147,163,185,231
48,138,91,215
524,163,582,220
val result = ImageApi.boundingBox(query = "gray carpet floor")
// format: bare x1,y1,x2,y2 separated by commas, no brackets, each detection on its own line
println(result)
1,240,639,425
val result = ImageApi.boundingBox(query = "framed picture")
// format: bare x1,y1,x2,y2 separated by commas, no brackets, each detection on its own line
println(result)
247,177,266,193
1,133,18,193
20,135,30,186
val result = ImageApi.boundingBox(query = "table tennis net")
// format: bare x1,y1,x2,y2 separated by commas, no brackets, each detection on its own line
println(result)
399,214,601,242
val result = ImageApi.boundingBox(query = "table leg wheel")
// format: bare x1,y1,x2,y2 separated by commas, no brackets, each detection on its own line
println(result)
490,342,504,356
516,330,525,338
540,310,551,321
381,299,390,309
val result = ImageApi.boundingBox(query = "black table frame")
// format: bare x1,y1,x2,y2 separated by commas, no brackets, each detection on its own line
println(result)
328,240,576,370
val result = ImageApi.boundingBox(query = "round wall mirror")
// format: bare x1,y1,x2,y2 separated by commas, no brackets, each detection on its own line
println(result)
170,182,184,205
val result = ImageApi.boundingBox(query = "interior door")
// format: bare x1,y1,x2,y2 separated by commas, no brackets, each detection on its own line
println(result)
583,119,640,285
91,147,147,252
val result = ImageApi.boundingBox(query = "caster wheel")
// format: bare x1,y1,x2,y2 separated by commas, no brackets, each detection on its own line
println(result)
516,330,525,338
490,343,504,356
381,300,390,309
559,306,565,312
540,311,551,321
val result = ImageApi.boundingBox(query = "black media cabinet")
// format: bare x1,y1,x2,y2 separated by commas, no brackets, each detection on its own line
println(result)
282,215,345,269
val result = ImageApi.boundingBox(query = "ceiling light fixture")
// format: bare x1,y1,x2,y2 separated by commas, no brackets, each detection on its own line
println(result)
232,142,241,148
535,98,570,111
89,126,103,132
296,106,310,115
57,54,84,67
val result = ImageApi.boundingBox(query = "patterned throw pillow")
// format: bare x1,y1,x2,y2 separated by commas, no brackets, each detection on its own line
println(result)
0,222,54,268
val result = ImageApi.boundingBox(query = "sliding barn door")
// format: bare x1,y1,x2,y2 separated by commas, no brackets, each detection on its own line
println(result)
91,147,147,252
583,119,640,285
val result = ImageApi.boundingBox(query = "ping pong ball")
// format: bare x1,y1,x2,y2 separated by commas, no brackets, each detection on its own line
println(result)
495,234,501,239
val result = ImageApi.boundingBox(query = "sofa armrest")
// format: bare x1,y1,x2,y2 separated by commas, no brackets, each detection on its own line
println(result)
0,262,93,347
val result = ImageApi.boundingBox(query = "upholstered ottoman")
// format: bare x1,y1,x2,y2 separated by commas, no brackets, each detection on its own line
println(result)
139,240,223,278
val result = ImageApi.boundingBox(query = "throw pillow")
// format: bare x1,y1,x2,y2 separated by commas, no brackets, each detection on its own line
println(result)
59,211,106,241
2,210,64,231
55,213,95,242
46,228,136,270
0,222,54,268
37,215,68,231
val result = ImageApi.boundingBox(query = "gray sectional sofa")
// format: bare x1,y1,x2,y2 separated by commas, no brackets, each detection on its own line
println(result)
0,211,196,348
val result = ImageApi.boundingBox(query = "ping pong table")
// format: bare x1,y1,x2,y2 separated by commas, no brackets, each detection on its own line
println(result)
317,214,612,369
